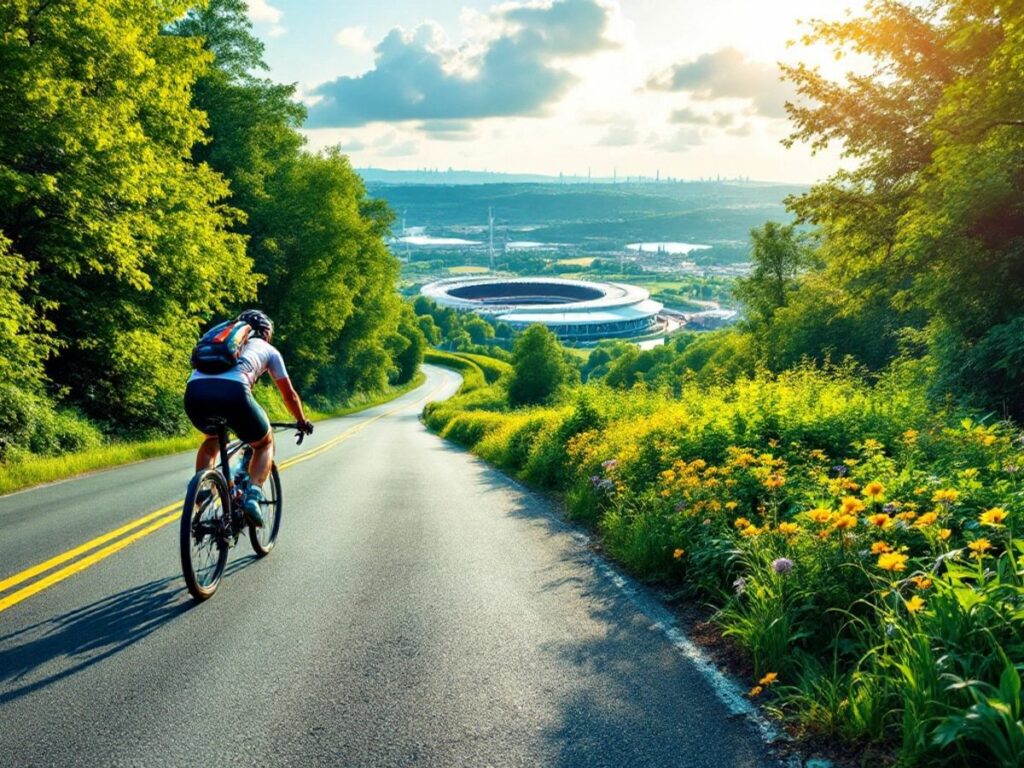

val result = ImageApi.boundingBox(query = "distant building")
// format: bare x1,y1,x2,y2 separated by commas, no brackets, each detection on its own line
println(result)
421,277,664,341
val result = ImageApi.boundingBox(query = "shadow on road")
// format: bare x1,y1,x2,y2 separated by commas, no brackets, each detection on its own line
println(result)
0,555,257,704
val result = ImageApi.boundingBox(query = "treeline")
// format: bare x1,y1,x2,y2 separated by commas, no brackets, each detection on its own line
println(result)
0,0,423,460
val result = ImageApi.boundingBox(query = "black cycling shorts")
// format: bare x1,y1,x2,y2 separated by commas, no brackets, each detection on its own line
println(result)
184,378,271,444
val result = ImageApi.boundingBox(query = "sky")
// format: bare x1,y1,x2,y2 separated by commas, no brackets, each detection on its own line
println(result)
246,0,864,183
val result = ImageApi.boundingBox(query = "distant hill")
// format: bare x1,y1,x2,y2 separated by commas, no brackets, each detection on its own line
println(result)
365,180,807,260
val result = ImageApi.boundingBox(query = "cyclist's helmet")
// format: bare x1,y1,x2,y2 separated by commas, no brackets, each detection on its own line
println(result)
237,309,274,342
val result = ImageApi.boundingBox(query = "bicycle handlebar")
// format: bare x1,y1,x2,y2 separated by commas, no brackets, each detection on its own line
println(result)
270,421,310,445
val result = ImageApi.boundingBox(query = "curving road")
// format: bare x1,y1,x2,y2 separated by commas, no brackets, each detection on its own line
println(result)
0,365,777,768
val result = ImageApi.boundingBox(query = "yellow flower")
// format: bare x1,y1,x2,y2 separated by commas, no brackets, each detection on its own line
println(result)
967,538,992,558
896,510,917,521
938,528,952,541
905,595,925,614
833,514,857,530
840,497,866,516
673,548,685,560
902,429,919,443
877,552,909,572
725,501,739,511
809,449,828,461
863,481,886,500
871,541,892,554
740,524,761,538
748,686,763,697
758,672,778,686
914,511,939,527
734,517,752,529
933,489,960,504
979,507,1009,526
867,513,893,529
911,575,932,590
764,473,786,490
778,522,800,536
807,508,833,525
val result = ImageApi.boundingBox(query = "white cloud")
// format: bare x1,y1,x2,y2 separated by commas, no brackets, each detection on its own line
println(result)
246,0,282,24
267,25,287,38
335,25,375,53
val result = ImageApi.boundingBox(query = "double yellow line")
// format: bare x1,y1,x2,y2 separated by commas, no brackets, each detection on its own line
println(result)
0,376,448,615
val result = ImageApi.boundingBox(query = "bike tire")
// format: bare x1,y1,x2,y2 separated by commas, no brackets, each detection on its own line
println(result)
248,462,282,557
180,469,230,601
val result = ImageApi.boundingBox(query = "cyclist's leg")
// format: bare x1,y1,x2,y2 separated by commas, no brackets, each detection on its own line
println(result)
248,430,274,486
195,434,219,472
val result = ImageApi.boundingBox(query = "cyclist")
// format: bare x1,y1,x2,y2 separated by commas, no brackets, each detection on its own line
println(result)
184,309,313,527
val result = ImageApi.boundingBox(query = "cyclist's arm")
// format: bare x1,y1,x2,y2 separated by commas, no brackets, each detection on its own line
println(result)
274,376,308,425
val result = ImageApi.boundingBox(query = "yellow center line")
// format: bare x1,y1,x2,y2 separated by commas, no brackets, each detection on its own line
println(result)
0,374,450,614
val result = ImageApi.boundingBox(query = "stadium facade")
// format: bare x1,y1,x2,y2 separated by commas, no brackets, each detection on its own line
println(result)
421,277,664,341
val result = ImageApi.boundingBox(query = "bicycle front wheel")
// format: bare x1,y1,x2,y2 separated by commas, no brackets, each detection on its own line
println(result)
181,469,230,601
248,462,282,556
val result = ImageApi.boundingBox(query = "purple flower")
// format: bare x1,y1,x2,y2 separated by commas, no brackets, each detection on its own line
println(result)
771,557,794,575
831,465,848,478
589,475,602,487
601,459,618,472
675,501,688,512
882,502,898,514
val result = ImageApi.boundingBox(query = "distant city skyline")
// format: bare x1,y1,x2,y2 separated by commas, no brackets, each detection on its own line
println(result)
248,0,864,184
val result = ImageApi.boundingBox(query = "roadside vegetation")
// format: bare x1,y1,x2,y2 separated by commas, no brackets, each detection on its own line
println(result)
0,0,426,484
425,2,1024,764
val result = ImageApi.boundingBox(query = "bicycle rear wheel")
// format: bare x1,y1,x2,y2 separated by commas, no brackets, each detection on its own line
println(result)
181,469,230,601
248,462,282,556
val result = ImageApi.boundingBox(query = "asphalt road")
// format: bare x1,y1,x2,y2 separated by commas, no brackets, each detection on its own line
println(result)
0,365,777,768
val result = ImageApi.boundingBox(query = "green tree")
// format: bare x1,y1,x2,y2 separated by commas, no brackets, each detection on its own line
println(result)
783,0,1024,411
0,0,255,432
389,303,427,385
465,316,496,345
733,222,811,326
508,325,571,406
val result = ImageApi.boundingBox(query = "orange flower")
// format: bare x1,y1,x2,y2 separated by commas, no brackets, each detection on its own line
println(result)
833,514,857,530
673,548,685,560
877,552,909,572
914,511,939,527
896,510,917,521
867,513,893,529
911,575,932,590
938,528,952,541
764,474,786,490
902,429,919,443
778,522,800,535
740,524,761,538
758,672,778,686
871,541,892,554
905,595,925,614
841,497,866,516
863,481,886,500
807,508,833,525
734,517,752,529
748,686,763,697
979,507,1008,526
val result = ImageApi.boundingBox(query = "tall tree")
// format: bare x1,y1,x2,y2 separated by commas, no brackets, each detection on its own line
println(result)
0,0,255,431
783,0,1024,411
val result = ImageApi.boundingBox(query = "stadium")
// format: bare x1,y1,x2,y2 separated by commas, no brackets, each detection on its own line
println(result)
421,277,664,341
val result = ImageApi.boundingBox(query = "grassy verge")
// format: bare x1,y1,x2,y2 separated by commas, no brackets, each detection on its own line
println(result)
423,367,1024,767
0,372,427,498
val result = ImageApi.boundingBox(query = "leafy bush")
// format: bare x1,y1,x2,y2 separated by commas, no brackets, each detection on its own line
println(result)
0,384,102,461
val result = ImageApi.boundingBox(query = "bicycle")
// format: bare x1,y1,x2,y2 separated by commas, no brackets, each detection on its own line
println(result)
180,420,306,601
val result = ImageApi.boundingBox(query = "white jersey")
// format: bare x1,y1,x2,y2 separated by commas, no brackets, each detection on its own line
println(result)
189,338,289,389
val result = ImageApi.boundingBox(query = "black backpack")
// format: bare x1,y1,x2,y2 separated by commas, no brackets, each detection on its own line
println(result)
191,320,253,374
